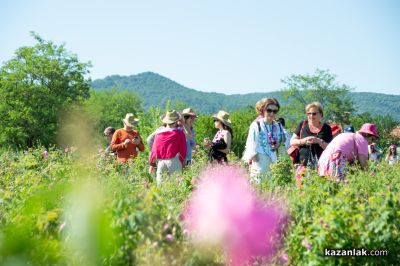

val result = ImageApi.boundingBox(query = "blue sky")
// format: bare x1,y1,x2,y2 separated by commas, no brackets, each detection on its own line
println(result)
1,0,399,95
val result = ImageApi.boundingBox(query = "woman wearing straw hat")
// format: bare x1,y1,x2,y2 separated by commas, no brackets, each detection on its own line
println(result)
181,108,197,165
204,110,233,164
318,123,379,181
111,113,145,163
150,110,187,186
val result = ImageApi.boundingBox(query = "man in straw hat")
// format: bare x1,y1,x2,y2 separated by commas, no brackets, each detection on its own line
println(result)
318,123,379,182
150,110,187,186
111,113,145,163
181,108,197,165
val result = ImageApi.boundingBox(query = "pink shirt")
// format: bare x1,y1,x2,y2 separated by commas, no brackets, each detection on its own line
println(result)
150,129,187,164
319,132,368,163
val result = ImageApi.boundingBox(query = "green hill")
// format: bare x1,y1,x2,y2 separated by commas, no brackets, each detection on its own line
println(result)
91,72,400,121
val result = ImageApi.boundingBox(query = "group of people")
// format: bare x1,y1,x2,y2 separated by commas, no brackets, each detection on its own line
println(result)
103,109,233,186
102,97,399,185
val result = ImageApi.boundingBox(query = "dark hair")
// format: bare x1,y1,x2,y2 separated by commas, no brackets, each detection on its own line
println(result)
104,127,116,136
277,117,285,127
222,123,233,138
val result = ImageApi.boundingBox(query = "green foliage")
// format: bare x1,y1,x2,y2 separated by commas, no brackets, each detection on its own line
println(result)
282,164,400,265
281,69,355,126
350,112,399,148
84,88,143,133
1,146,400,265
0,32,91,148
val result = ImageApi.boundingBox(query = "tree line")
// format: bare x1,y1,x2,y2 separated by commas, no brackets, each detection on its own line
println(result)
0,33,398,154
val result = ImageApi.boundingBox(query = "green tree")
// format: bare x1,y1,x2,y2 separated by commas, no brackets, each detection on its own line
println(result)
0,32,91,148
84,88,143,133
280,69,355,127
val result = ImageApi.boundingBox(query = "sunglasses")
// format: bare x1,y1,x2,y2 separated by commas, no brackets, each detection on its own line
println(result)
266,109,278,114
213,119,219,122
307,112,319,116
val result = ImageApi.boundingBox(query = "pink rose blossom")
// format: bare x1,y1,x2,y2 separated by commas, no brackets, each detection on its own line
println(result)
165,234,174,242
64,147,69,153
42,150,49,159
279,253,289,263
302,240,312,250
183,165,288,265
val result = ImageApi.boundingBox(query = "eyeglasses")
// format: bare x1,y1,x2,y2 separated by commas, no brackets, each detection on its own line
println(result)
307,112,319,116
213,119,219,122
266,109,278,114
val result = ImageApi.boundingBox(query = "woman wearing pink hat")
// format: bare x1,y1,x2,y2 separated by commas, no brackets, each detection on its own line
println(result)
318,123,379,181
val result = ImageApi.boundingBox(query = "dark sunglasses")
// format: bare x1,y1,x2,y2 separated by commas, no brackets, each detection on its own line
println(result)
213,119,219,122
307,112,319,116
266,108,278,114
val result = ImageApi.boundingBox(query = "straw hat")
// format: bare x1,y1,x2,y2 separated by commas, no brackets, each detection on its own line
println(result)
212,110,231,127
122,113,139,127
162,110,181,124
358,123,379,138
182,108,198,117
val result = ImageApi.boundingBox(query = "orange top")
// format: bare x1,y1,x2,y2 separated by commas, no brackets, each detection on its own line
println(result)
110,128,145,162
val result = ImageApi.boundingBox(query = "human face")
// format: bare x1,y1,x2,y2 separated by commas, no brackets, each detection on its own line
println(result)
214,119,222,129
105,134,113,142
264,104,279,119
306,107,322,124
186,116,195,127
365,134,375,145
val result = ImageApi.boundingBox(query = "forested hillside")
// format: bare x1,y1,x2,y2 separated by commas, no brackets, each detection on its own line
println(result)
91,72,400,121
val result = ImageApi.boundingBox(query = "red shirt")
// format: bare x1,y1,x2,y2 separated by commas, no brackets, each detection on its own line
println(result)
111,128,145,163
150,129,187,164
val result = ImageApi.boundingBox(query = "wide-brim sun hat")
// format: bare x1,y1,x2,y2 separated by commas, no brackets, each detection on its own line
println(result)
212,110,231,127
358,123,379,138
122,113,139,127
162,110,181,124
182,108,198,117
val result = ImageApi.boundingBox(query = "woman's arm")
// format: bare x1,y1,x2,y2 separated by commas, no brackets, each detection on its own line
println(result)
358,154,369,170
290,133,306,146
218,130,231,153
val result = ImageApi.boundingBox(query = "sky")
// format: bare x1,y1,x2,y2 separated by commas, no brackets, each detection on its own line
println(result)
1,0,399,95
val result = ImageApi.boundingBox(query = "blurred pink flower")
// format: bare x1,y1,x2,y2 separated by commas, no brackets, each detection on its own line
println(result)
279,253,289,263
183,228,190,237
165,234,174,242
192,150,196,154
42,150,49,159
183,165,288,265
196,145,200,149
162,223,170,233
64,147,69,153
302,240,312,250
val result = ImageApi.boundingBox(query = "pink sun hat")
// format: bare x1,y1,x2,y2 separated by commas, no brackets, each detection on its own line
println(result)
358,123,379,138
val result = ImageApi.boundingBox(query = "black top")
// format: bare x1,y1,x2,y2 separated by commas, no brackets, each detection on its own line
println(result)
294,120,333,166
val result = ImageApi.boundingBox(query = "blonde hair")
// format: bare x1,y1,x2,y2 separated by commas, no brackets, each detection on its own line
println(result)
305,102,323,117
255,98,280,115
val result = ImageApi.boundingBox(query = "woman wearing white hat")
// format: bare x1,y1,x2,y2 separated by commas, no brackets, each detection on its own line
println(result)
150,110,187,186
204,110,233,164
111,113,145,163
